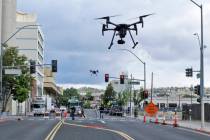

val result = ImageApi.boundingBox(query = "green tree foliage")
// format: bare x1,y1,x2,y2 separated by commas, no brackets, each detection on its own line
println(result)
57,88,80,106
133,88,144,107
117,90,129,107
102,83,116,107
83,100,91,109
2,47,32,111
85,91,94,101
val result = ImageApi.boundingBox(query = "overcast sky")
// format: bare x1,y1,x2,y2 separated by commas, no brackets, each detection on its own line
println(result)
17,0,210,89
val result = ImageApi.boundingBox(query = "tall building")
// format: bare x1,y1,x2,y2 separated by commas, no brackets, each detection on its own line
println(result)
0,0,17,113
15,12,44,98
1,0,16,45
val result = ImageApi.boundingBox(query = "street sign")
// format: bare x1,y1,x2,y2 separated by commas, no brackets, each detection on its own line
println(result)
4,69,22,75
129,81,140,85
144,101,159,117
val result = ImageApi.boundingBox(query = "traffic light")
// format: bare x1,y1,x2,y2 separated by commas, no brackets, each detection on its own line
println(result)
105,74,109,82
143,90,149,99
52,60,57,72
185,68,193,77
197,97,201,103
30,60,36,74
194,85,200,96
120,75,124,84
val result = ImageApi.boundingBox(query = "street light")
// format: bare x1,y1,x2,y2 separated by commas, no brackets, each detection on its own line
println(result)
190,0,205,129
193,33,201,48
118,49,146,90
0,24,40,111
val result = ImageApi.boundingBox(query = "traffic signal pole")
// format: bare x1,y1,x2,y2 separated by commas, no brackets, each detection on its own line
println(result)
190,0,205,129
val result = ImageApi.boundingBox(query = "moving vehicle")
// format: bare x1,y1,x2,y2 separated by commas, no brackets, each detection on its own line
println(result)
109,106,123,117
32,97,46,116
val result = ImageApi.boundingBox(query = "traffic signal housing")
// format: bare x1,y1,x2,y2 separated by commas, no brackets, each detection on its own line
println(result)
105,74,109,82
30,60,36,74
120,75,124,84
185,68,193,77
143,90,149,99
194,85,200,96
52,60,57,72
197,97,201,103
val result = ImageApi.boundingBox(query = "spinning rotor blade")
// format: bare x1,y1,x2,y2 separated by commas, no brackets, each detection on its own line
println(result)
94,15,121,20
139,13,155,18
128,13,155,20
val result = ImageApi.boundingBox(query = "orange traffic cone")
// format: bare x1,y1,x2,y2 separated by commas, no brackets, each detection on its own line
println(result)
155,116,159,124
173,115,178,127
143,115,146,123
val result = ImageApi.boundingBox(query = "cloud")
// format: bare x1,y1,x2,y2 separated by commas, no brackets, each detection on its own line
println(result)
17,0,210,88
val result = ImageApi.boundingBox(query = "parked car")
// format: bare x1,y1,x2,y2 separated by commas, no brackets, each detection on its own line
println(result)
75,106,82,116
109,106,123,117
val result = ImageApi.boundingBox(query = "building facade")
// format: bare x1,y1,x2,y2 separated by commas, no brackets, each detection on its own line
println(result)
15,12,44,98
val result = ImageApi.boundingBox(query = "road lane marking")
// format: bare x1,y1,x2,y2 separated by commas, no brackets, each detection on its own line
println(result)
45,120,63,140
64,122,135,140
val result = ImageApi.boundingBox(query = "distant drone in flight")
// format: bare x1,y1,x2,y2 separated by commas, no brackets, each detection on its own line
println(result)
95,14,154,49
90,70,99,76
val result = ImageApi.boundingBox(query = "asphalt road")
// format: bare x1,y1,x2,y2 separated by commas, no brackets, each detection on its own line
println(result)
0,119,59,140
0,110,210,140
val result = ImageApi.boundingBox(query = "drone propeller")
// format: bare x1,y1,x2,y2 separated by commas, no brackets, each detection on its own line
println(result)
94,15,121,20
139,13,155,28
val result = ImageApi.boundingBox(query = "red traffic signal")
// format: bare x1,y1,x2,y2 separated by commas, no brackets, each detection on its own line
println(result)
120,75,124,84
105,74,109,82
143,90,149,99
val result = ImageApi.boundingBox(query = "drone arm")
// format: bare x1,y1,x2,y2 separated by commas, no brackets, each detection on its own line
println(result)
107,21,118,27
128,30,138,49
108,30,116,49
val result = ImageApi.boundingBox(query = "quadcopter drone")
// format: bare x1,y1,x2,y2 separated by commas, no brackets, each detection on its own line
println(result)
95,14,153,49
90,70,99,76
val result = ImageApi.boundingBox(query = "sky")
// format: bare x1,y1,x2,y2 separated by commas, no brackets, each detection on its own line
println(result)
17,0,210,89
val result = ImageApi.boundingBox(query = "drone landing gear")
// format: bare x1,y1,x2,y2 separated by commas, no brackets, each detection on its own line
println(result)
108,30,116,49
129,30,138,49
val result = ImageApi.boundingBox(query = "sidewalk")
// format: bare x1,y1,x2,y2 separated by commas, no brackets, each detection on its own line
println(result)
136,115,210,134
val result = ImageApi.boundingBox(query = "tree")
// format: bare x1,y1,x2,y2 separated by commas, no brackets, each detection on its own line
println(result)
85,91,94,101
117,90,129,107
2,47,32,112
133,88,144,117
102,83,116,107
57,88,80,106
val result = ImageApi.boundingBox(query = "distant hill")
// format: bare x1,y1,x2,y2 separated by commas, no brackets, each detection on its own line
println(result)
78,87,104,94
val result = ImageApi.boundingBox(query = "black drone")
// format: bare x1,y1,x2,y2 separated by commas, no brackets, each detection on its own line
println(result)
90,70,99,76
95,14,154,49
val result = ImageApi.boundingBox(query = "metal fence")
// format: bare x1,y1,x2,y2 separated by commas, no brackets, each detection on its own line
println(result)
182,104,210,122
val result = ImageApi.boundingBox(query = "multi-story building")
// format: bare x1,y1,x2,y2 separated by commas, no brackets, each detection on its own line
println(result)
15,12,44,98
44,67,62,110
0,0,17,113
111,72,130,93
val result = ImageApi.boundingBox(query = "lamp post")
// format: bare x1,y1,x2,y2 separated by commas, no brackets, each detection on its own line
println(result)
118,49,146,90
0,24,40,112
190,0,205,129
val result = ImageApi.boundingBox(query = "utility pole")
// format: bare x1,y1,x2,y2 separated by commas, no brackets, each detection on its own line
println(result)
130,74,133,116
190,0,205,129
151,72,153,102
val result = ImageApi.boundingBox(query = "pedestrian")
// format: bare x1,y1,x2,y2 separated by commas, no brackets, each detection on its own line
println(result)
71,106,76,120
99,106,104,119
81,108,85,118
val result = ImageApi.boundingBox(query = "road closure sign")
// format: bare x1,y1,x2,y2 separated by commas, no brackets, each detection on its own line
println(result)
144,101,159,117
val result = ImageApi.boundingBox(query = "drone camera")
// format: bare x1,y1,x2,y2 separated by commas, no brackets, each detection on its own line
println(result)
118,39,125,44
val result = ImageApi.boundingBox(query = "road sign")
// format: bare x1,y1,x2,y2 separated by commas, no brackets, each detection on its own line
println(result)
129,81,140,85
144,101,159,117
4,69,22,75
